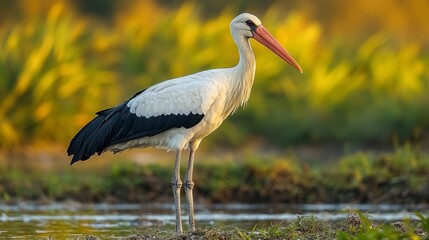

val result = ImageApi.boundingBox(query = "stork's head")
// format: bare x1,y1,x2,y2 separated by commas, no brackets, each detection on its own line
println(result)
230,13,302,73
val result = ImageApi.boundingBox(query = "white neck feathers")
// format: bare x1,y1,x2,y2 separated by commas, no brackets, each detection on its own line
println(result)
223,34,256,116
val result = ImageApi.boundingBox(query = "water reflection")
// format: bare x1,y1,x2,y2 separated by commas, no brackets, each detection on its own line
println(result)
0,203,427,238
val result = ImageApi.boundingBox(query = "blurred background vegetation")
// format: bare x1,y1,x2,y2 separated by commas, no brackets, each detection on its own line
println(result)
1,0,428,150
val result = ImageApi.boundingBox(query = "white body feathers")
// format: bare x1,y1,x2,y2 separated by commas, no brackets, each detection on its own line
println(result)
108,63,255,153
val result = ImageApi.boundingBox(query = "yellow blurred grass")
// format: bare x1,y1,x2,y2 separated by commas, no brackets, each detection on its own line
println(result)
0,1,428,148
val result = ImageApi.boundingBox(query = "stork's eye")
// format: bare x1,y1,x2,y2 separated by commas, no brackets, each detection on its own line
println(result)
245,20,255,27
245,20,257,31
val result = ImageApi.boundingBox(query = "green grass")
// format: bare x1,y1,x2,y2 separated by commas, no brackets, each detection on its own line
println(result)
1,146,428,204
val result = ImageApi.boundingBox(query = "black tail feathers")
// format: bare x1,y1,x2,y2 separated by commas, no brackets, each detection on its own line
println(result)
67,115,106,165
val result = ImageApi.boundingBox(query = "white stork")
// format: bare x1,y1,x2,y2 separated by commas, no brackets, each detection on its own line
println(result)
68,13,302,233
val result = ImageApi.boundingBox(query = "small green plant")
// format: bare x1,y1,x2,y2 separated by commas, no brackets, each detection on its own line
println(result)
416,212,429,234
337,210,425,240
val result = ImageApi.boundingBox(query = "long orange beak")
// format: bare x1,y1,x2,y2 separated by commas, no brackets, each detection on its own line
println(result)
253,25,303,73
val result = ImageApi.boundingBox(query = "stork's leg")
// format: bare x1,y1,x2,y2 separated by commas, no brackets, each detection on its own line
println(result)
184,149,196,231
171,150,183,233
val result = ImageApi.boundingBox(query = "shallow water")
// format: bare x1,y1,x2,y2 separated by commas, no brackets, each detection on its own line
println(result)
0,202,427,238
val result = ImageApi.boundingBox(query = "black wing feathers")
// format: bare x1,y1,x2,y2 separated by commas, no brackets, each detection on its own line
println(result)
67,90,204,165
